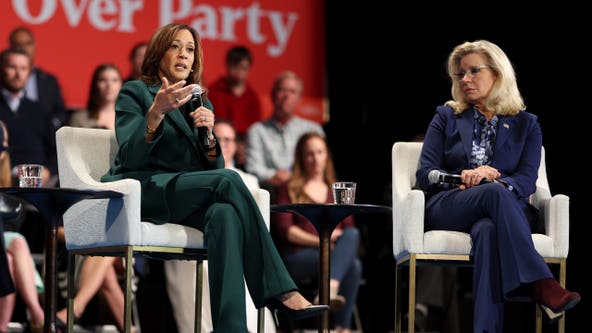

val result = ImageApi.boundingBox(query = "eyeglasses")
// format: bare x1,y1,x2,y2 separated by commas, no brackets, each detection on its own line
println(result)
454,66,491,80
217,137,235,144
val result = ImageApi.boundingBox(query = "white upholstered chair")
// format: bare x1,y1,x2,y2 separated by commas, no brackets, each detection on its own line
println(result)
391,142,569,333
56,126,269,333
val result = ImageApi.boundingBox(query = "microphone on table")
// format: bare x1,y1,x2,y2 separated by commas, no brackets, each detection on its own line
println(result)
190,84,211,147
428,169,493,185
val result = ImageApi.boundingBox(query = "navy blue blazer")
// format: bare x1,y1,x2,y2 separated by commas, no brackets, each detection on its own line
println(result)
0,96,58,175
32,67,68,128
417,105,542,199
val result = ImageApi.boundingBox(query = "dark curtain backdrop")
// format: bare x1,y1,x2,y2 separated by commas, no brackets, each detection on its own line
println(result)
325,3,588,332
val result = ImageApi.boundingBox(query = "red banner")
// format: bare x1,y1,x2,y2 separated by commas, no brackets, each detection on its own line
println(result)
0,0,326,123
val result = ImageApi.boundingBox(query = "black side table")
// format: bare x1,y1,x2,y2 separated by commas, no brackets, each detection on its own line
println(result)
271,203,391,333
0,187,122,333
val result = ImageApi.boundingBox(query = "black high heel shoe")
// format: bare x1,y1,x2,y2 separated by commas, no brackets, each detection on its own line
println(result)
266,297,329,320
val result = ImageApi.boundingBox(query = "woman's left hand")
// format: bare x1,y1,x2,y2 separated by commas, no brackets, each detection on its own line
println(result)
460,165,500,190
189,106,215,136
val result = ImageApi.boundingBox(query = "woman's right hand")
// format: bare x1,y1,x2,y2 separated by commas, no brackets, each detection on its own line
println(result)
147,77,195,126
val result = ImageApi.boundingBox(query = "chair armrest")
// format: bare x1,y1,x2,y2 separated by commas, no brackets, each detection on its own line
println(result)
542,194,569,258
63,178,143,250
250,188,270,230
393,189,425,260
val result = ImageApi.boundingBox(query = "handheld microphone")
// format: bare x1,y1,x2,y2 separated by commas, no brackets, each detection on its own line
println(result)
428,169,492,185
190,84,210,147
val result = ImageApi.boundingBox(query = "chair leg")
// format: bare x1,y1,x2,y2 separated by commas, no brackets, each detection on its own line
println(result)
131,269,142,333
257,308,265,333
195,260,203,333
408,255,417,333
558,259,566,333
394,262,402,333
66,252,76,333
124,249,134,333
535,305,543,333
353,304,364,333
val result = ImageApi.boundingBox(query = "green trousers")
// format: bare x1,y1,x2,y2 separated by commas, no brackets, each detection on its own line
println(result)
163,168,297,332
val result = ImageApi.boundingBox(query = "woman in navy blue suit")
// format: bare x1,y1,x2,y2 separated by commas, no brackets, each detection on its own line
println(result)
416,40,580,333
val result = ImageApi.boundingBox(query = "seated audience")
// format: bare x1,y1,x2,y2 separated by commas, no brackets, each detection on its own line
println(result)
124,42,147,83
57,62,128,332
207,46,263,170
272,132,362,333
246,71,324,201
0,120,44,333
69,63,122,129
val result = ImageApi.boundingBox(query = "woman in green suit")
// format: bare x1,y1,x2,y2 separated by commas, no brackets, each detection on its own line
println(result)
101,23,327,332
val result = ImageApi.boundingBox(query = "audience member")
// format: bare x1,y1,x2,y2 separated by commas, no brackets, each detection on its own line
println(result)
0,47,57,186
214,119,259,188
0,121,44,333
207,45,262,136
246,71,324,200
69,63,122,129
101,23,327,332
416,39,579,332
272,132,361,333
124,42,147,82
164,119,276,333
0,212,15,333
8,26,67,129
56,63,128,332
207,45,262,170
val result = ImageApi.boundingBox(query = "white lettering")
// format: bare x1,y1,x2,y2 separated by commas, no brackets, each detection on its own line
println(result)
118,0,144,32
11,0,299,56
267,11,298,57
12,0,57,24
192,5,218,39
246,3,264,44
219,6,245,41
159,0,192,24
88,0,117,31
61,0,90,27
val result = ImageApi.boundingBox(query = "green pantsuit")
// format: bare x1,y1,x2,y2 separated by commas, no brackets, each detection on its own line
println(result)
102,80,297,332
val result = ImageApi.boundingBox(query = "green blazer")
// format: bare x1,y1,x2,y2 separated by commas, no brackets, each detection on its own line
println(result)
102,80,224,224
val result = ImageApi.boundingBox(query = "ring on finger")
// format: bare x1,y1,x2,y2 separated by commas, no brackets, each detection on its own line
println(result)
175,97,180,103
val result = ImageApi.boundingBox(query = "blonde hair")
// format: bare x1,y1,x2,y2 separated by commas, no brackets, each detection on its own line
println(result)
445,40,525,116
288,132,336,203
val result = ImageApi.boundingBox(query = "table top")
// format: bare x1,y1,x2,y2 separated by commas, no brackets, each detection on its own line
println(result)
0,187,122,199
271,203,391,233
272,203,390,215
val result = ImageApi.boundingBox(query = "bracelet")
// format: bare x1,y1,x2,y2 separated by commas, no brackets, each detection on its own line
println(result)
206,137,217,150
146,124,157,135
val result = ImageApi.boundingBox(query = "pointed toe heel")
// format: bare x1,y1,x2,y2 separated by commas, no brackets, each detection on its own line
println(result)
539,304,563,324
267,298,329,320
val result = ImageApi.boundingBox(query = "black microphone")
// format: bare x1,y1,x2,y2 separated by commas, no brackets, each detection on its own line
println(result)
428,169,492,185
190,84,210,147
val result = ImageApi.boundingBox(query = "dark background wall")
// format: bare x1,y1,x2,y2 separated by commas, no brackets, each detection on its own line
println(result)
325,3,588,332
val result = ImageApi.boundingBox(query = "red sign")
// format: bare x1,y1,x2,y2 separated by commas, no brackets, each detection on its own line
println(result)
0,0,326,123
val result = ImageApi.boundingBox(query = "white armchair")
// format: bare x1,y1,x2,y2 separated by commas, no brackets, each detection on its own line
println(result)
391,141,569,333
56,126,269,333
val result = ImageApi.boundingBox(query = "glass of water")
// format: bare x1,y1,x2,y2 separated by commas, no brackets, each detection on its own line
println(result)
17,164,44,188
332,182,356,204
